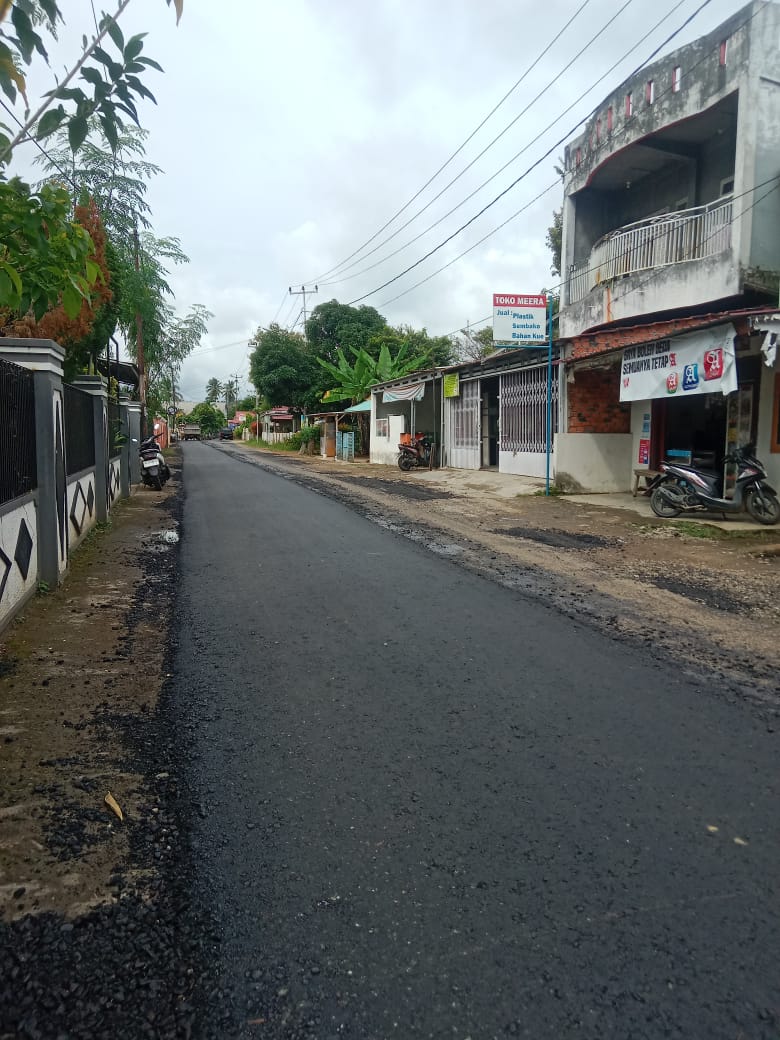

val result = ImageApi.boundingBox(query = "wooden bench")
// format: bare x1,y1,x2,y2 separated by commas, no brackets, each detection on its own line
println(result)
633,468,660,497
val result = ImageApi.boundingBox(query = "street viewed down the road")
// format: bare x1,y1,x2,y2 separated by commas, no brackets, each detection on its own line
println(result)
174,443,779,1038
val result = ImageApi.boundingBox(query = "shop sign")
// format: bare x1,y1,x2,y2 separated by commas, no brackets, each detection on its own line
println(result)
443,373,460,398
493,293,547,344
619,324,738,402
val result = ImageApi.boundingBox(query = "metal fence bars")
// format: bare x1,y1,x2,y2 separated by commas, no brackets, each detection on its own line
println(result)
107,400,123,458
568,195,734,305
63,385,96,475
0,358,37,505
500,367,558,454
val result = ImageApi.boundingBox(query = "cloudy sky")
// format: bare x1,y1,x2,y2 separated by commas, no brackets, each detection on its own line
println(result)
13,0,746,402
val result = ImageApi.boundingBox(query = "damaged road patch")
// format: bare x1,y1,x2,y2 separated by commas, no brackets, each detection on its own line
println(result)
492,526,620,551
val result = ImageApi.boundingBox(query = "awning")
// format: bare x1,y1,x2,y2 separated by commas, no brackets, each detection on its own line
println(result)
382,382,425,403
342,399,371,413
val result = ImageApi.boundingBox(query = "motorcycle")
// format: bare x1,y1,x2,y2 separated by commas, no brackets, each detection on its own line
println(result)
647,442,780,525
397,433,433,472
139,434,170,491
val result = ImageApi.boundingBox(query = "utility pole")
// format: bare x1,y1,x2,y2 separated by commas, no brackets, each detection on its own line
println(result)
288,284,318,341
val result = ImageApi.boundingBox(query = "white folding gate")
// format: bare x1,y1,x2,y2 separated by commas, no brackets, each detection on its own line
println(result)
446,379,480,469
499,366,558,477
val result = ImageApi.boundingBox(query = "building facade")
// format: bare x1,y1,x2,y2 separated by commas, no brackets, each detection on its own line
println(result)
557,1,780,492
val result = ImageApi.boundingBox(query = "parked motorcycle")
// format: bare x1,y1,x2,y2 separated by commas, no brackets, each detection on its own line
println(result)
139,434,170,491
397,434,433,472
647,443,780,525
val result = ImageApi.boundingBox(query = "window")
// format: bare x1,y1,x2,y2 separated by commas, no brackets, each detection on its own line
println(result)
625,91,633,117
646,79,655,104
596,117,601,143
607,105,613,132
719,39,728,66
720,176,735,196
575,147,582,167
772,373,780,453
672,66,681,92
376,417,389,438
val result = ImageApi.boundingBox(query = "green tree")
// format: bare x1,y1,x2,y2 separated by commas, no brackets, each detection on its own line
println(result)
0,3,182,333
305,300,388,365
545,159,565,279
205,377,223,404
249,324,321,411
185,401,224,437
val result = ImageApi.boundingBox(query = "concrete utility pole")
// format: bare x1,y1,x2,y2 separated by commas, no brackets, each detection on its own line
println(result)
133,226,146,435
288,285,318,341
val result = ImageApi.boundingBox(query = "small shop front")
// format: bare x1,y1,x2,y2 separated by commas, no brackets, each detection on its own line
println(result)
621,323,760,493
370,375,440,466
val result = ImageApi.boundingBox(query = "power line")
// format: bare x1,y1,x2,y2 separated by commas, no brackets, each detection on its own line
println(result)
0,97,78,190
319,0,642,287
270,288,289,325
346,0,718,309
388,1,770,329
325,0,697,297
311,0,594,284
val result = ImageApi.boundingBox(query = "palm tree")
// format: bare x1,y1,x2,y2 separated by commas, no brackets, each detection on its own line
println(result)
205,377,223,404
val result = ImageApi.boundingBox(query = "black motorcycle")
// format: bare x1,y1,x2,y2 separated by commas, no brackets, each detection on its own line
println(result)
397,434,433,472
647,443,779,525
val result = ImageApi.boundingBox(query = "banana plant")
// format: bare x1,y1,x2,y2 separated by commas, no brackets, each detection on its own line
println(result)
317,341,430,405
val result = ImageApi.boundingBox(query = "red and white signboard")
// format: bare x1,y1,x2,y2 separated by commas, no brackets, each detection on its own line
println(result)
493,293,548,344
619,323,738,402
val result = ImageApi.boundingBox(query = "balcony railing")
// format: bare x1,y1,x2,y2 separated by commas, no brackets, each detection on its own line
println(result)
567,195,733,305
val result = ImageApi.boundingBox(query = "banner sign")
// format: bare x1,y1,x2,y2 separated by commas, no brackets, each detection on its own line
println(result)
443,373,460,398
493,293,547,344
383,381,425,403
619,323,738,402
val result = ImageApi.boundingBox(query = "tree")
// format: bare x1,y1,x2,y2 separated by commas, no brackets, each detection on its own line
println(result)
223,376,239,417
545,159,565,280
0,3,182,334
317,341,430,406
185,401,224,438
453,325,494,363
0,1,181,164
546,207,562,279
249,324,321,411
305,300,388,365
205,377,223,404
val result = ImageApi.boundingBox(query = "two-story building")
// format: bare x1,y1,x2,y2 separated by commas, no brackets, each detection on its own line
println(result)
556,0,780,493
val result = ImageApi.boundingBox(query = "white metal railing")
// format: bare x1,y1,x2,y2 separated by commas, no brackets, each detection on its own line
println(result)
567,195,733,304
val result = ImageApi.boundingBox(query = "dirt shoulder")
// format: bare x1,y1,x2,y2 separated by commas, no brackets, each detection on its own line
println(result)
0,473,180,922
224,443,780,720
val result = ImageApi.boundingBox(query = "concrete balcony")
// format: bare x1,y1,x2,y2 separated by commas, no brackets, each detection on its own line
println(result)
567,196,733,305
560,197,739,338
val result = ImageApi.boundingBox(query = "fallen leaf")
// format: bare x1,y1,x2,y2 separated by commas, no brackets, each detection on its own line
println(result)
706,825,719,834
733,836,748,846
105,791,124,822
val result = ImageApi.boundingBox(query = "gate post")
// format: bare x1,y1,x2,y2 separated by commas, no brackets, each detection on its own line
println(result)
118,394,131,499
0,338,67,589
71,375,109,523
126,402,142,485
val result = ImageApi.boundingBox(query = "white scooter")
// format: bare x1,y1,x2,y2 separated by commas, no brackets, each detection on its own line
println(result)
139,434,170,491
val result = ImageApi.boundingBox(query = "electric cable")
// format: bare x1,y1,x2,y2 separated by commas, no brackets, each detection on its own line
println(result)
0,97,78,190
336,0,710,305
319,0,642,287
269,288,290,325
311,0,593,283
347,0,732,309
384,2,771,332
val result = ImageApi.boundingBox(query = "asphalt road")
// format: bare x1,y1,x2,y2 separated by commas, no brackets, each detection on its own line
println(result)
174,443,779,1040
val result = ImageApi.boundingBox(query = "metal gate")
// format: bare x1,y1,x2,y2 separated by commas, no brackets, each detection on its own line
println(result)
446,379,480,469
500,366,558,453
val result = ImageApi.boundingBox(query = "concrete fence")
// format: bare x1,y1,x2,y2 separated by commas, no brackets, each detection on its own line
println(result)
0,339,143,633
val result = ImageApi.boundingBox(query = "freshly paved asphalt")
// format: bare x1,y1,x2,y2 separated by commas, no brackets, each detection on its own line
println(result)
174,443,779,1039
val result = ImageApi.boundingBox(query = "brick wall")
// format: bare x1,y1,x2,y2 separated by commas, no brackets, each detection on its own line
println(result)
567,365,631,434
569,313,751,360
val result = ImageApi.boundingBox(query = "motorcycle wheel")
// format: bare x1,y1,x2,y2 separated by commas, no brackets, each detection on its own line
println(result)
397,454,414,472
650,481,684,518
745,487,780,525
152,473,163,491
